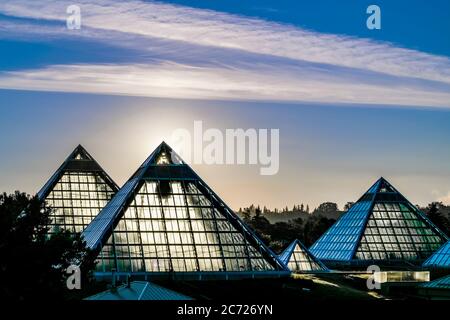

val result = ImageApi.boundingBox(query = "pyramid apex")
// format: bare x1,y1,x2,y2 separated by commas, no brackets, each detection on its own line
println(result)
72,144,88,154
372,176,387,184
155,141,173,151
159,141,171,148
69,144,92,160
74,143,86,150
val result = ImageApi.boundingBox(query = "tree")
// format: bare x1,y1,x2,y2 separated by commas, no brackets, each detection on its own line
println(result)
344,202,355,211
303,215,336,246
314,202,338,214
255,206,262,218
241,208,251,223
425,202,449,236
0,192,96,300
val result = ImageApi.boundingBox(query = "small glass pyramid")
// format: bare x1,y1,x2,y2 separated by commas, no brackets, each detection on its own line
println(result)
279,239,328,272
423,240,450,268
310,178,448,263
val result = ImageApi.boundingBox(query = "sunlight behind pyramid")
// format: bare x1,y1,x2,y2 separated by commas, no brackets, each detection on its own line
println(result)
309,178,448,265
423,240,450,268
279,239,328,272
37,145,119,234
82,142,287,274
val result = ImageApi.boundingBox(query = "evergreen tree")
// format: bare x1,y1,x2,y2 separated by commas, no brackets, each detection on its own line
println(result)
426,202,449,236
241,208,251,222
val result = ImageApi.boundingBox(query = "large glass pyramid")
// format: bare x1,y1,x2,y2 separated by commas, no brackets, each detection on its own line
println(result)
310,178,448,264
38,145,119,234
82,142,286,274
279,239,328,272
423,240,450,268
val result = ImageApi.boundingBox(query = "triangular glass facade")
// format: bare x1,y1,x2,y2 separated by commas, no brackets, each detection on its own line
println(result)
279,240,328,272
423,240,450,268
310,178,448,263
420,274,450,289
83,142,286,273
38,145,119,234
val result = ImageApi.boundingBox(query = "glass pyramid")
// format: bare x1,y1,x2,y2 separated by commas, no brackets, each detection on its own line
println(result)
423,240,450,268
279,239,328,272
310,178,448,264
38,145,119,234
419,274,450,289
83,142,286,273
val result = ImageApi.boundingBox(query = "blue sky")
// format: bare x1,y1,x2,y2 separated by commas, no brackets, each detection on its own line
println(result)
162,0,450,56
0,0,449,209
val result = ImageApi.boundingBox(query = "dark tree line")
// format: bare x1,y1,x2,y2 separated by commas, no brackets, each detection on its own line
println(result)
423,202,450,236
0,192,95,300
241,204,340,253
242,201,450,253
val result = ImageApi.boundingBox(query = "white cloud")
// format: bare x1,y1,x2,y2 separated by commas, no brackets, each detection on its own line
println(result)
1,62,450,107
0,0,449,106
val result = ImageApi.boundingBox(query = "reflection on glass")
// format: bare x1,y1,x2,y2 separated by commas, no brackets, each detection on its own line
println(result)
45,172,116,234
424,241,450,268
96,180,274,273
287,244,326,272
310,179,446,262
355,202,445,260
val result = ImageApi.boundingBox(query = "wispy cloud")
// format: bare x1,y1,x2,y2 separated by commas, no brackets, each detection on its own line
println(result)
2,62,450,107
0,0,449,107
